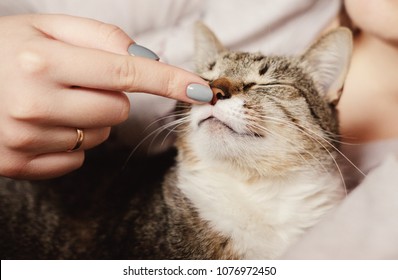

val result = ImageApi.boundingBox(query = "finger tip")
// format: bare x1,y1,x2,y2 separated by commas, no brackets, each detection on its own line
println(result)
186,83,213,103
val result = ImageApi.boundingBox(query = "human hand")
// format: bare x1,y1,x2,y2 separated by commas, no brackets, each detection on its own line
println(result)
0,14,212,180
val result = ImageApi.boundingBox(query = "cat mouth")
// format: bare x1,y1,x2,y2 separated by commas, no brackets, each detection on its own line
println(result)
198,117,262,137
199,116,235,131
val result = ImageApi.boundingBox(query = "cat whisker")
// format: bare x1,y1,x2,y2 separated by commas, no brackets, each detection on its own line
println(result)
143,112,190,133
257,116,367,195
146,116,190,151
289,118,364,177
299,128,366,194
160,120,190,146
259,115,364,173
247,122,330,175
305,125,359,146
175,103,193,109
122,115,190,169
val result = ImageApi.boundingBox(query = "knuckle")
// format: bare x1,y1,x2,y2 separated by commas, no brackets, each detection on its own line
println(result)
97,22,127,47
9,97,50,122
101,93,130,126
16,47,48,76
2,126,36,150
113,58,137,91
116,93,130,122
165,72,177,99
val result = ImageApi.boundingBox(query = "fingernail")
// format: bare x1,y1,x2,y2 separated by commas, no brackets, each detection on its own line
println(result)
186,83,213,102
128,43,159,61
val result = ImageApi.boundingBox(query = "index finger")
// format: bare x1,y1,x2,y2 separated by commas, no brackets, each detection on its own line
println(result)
114,56,214,103
48,41,213,103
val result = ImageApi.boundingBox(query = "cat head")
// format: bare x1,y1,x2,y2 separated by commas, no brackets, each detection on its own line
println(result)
176,22,352,178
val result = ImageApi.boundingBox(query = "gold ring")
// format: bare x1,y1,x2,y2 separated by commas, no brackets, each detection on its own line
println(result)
67,128,84,152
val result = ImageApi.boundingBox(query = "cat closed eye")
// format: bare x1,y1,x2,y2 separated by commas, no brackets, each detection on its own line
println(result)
257,83,291,88
243,83,256,91
200,77,212,83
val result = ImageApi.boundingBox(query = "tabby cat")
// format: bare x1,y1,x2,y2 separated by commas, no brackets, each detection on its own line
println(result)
0,23,352,259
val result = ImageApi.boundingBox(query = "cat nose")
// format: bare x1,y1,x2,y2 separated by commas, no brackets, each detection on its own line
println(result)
210,78,232,105
210,87,231,105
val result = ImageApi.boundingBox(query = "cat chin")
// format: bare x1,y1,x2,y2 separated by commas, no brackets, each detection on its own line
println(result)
187,128,268,172
198,117,257,138
191,99,259,137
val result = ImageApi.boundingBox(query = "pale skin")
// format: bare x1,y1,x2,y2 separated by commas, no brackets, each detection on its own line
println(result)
282,0,398,259
0,14,210,180
337,0,398,143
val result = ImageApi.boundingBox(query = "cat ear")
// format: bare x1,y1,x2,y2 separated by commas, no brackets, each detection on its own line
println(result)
194,21,227,73
301,28,353,105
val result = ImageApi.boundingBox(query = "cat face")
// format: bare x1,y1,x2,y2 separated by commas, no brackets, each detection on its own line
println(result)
177,23,352,177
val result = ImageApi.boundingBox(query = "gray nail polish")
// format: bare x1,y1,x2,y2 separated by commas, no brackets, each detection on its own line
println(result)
128,43,159,61
186,84,213,102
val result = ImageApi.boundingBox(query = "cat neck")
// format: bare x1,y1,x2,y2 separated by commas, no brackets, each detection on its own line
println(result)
175,160,344,259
